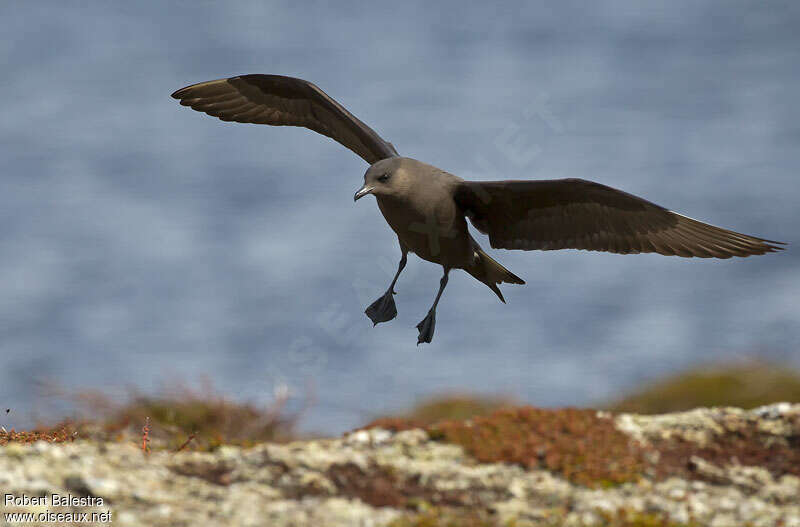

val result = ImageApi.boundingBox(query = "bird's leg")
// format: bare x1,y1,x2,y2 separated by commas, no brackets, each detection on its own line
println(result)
365,251,407,326
416,267,450,345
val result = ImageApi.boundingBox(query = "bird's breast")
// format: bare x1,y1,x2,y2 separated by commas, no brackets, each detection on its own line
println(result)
375,195,472,267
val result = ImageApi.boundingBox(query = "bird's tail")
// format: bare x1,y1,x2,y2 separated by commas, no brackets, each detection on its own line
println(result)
465,245,525,303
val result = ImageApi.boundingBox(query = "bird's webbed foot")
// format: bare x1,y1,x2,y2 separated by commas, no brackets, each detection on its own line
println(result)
416,309,436,345
365,289,397,326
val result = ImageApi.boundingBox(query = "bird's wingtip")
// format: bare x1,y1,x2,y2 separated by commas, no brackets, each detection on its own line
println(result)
764,240,787,253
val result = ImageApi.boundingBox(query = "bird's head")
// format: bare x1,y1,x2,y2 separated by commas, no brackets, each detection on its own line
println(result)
354,157,410,202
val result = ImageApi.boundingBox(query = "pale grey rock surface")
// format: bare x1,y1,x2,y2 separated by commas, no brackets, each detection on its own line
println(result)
1,404,798,527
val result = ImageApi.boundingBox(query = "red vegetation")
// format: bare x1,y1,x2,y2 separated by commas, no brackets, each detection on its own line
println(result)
408,405,800,488
428,407,646,487
655,412,800,481
141,416,151,454
0,422,79,446
174,432,197,453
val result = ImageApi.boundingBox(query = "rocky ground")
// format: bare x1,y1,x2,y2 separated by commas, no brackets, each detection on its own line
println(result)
1,404,799,527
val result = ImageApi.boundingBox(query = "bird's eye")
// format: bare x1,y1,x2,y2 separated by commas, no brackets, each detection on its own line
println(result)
377,173,390,182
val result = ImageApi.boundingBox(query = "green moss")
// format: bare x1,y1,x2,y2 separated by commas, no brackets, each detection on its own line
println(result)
389,508,705,527
105,389,298,450
387,508,496,527
406,394,516,423
599,510,706,527
598,510,705,526
28,382,303,451
363,394,514,432
609,361,800,414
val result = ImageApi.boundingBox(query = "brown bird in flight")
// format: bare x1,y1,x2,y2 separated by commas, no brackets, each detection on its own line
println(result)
172,74,785,344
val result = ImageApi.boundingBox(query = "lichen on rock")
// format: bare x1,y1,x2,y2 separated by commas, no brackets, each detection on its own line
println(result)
1,405,798,526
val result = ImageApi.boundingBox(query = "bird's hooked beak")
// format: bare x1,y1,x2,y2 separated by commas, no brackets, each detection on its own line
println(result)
353,184,374,202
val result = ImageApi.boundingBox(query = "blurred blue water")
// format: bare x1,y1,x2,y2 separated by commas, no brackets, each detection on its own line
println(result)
1,1,798,433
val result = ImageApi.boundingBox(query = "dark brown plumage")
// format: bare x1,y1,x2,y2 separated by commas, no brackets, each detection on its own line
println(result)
172,74,785,344
454,179,783,258
172,75,397,164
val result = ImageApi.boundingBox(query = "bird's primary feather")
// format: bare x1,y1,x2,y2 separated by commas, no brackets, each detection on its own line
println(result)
454,179,784,258
171,74,398,164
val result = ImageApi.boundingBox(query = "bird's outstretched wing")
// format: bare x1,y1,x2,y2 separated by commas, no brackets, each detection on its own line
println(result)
171,74,398,164
454,179,784,258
